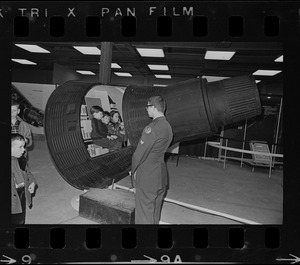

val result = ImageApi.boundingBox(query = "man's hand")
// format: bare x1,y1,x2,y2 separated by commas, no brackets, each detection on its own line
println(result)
28,182,35,194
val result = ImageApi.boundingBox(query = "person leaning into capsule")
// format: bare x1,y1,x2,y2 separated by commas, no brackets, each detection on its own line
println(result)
130,96,173,224
108,110,127,146
90,106,121,152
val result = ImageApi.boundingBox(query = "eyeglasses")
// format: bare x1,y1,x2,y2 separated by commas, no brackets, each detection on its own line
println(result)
146,104,153,109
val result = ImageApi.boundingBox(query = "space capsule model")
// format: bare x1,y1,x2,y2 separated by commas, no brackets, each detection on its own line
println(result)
44,75,261,190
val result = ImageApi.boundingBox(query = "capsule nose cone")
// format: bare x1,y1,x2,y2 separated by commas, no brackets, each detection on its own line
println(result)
122,75,261,145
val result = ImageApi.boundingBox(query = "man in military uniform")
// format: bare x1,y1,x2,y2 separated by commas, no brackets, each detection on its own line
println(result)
131,96,173,224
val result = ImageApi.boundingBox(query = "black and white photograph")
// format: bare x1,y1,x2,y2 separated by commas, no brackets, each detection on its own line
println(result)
2,1,300,264
11,41,283,225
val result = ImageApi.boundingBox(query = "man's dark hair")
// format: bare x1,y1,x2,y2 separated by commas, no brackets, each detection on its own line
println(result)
90,105,104,115
11,100,20,108
103,111,111,118
11,133,25,143
148,96,166,113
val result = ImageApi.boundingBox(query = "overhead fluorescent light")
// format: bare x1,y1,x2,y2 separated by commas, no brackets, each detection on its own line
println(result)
202,76,229,82
76,70,95,75
136,48,165,57
275,55,283,62
73,46,101,55
205,51,235,60
148,64,169,71
253,70,282,76
114,72,132,77
98,62,121,69
255,80,261,83
155,74,171,79
153,84,168,87
12,59,37,65
15,44,50,53
111,63,121,69
267,96,271,99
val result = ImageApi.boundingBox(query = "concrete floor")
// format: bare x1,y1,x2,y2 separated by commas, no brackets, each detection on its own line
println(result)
25,138,283,225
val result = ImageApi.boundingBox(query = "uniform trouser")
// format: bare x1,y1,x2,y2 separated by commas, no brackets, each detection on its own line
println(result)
135,186,166,224
11,187,26,225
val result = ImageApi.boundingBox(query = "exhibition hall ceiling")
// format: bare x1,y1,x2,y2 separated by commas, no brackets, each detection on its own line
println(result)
11,41,283,95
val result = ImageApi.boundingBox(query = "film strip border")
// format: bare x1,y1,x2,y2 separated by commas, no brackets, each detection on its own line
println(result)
1,1,300,264
0,1,298,40
14,14,280,39
1,226,282,263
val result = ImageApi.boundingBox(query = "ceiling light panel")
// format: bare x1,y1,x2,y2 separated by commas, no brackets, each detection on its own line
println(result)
205,51,235,60
15,44,50,53
148,64,169,70
12,59,37,65
111,63,121,69
155,74,171,79
76,70,95,75
153,84,168,87
136,48,165,57
275,55,283,62
202,76,229,82
73,46,101,55
252,70,282,76
114,72,132,77
98,62,121,68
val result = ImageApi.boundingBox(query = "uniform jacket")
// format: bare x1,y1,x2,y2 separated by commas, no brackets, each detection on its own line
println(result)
16,116,32,147
131,116,173,190
11,157,36,214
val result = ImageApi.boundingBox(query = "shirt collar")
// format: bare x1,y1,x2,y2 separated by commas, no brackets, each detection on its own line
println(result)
153,114,165,120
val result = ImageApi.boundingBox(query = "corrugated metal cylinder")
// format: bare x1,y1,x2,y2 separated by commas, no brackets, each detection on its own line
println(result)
44,76,261,190
44,81,133,190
